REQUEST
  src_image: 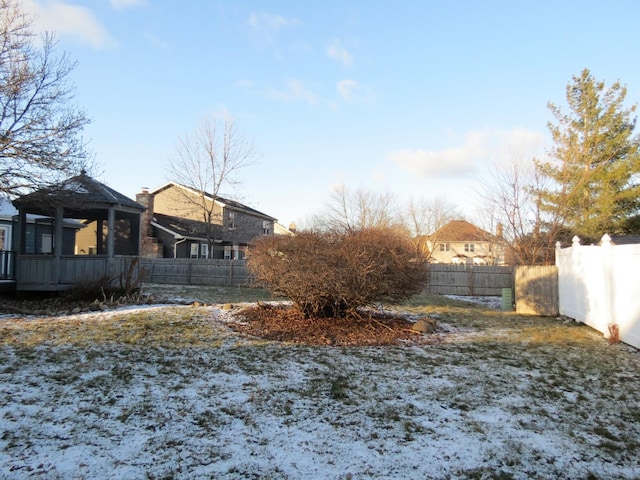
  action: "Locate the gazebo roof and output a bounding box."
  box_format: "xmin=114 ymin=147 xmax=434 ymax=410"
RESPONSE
xmin=13 ymin=171 xmax=144 ymax=217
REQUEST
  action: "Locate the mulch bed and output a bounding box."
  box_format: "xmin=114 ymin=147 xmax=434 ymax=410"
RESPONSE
xmin=227 ymin=303 xmax=432 ymax=346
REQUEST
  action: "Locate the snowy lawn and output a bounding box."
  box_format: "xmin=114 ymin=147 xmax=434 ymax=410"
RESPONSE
xmin=1 ymin=287 xmax=639 ymax=479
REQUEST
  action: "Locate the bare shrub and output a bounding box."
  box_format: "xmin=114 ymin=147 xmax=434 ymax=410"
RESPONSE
xmin=248 ymin=227 xmax=428 ymax=318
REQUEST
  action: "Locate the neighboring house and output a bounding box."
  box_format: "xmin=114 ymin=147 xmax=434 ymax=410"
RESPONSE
xmin=136 ymin=183 xmax=278 ymax=259
xmin=274 ymin=222 xmax=296 ymax=236
xmin=425 ymin=220 xmax=505 ymax=265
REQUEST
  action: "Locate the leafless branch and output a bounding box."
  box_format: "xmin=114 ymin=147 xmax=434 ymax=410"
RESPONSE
xmin=0 ymin=0 xmax=90 ymax=197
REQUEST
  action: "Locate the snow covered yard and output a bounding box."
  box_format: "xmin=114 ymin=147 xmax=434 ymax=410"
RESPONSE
xmin=1 ymin=290 xmax=639 ymax=479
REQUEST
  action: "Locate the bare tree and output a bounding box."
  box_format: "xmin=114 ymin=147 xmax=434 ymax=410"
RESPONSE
xmin=312 ymin=184 xmax=400 ymax=233
xmin=0 ymin=0 xmax=90 ymax=197
xmin=478 ymin=153 xmax=559 ymax=265
xmin=166 ymin=114 xmax=258 ymax=256
xmin=402 ymin=196 xmax=459 ymax=260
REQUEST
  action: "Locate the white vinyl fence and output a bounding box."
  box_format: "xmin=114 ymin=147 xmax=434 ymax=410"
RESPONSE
xmin=556 ymin=235 xmax=640 ymax=349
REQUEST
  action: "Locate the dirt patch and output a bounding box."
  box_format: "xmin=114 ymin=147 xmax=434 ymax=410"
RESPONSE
xmin=227 ymin=303 xmax=438 ymax=346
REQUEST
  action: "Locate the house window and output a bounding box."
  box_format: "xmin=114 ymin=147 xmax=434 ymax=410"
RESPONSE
xmin=0 ymin=226 xmax=8 ymax=250
xmin=228 ymin=212 xmax=236 ymax=229
xmin=0 ymin=225 xmax=10 ymax=279
xmin=464 ymin=243 xmax=475 ymax=253
xmin=190 ymin=243 xmax=199 ymax=258
xmin=263 ymin=220 xmax=271 ymax=235
xmin=200 ymin=243 xmax=208 ymax=259
xmin=439 ymin=243 xmax=450 ymax=252
xmin=224 ymin=245 xmax=240 ymax=260
xmin=41 ymin=234 xmax=53 ymax=254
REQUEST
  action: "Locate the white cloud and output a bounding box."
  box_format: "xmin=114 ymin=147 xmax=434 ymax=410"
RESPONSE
xmin=246 ymin=11 xmax=300 ymax=55
xmin=23 ymin=0 xmax=115 ymax=49
xmin=327 ymin=39 xmax=352 ymax=66
xmin=336 ymin=79 xmax=376 ymax=104
xmin=267 ymin=78 xmax=318 ymax=105
xmin=237 ymin=79 xmax=254 ymax=89
xmin=337 ymin=80 xmax=358 ymax=101
xmin=248 ymin=12 xmax=297 ymax=32
xmin=388 ymin=128 xmax=546 ymax=178
xmin=110 ymin=0 xmax=148 ymax=9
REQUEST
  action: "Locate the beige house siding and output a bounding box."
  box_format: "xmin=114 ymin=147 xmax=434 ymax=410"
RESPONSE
xmin=429 ymin=240 xmax=500 ymax=265
xmin=153 ymin=185 xmax=224 ymax=223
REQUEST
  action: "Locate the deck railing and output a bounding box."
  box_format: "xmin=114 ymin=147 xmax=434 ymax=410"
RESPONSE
xmin=15 ymin=255 xmax=139 ymax=291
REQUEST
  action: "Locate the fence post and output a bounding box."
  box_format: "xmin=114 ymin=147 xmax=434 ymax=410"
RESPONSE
xmin=571 ymin=236 xmax=581 ymax=318
xmin=601 ymin=234 xmax=616 ymax=339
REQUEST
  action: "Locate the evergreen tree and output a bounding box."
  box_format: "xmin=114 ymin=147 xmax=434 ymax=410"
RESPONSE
xmin=538 ymin=69 xmax=640 ymax=242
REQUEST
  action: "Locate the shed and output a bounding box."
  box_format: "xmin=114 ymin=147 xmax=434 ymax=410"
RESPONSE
xmin=12 ymin=171 xmax=145 ymax=292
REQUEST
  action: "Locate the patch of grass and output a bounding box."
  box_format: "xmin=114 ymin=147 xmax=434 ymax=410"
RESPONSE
xmin=0 ymin=307 xmax=237 ymax=349
xmin=402 ymin=419 xmax=426 ymax=441
xmin=593 ymin=425 xmax=619 ymax=441
xmin=142 ymin=284 xmax=277 ymax=304
xmin=330 ymin=375 xmax=350 ymax=401
xmin=193 ymin=409 xmax=226 ymax=431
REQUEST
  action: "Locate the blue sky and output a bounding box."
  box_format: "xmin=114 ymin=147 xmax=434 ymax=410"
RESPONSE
xmin=23 ymin=0 xmax=640 ymax=227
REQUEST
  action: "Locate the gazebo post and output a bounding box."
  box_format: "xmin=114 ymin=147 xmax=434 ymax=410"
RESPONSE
xmin=54 ymin=206 xmax=64 ymax=257
xmin=107 ymin=206 xmax=116 ymax=274
xmin=54 ymin=205 xmax=64 ymax=285
xmin=17 ymin=208 xmax=27 ymax=254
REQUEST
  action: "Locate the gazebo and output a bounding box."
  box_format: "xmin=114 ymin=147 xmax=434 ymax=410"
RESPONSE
xmin=12 ymin=171 xmax=145 ymax=292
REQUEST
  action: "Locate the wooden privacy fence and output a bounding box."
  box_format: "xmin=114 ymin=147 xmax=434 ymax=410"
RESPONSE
xmin=140 ymin=258 xmax=251 ymax=286
xmin=514 ymin=266 xmax=558 ymax=316
xmin=425 ymin=264 xmax=514 ymax=296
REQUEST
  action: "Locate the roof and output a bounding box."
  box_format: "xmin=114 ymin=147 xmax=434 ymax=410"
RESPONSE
xmin=608 ymin=235 xmax=640 ymax=245
xmin=0 ymin=196 xmax=84 ymax=228
xmin=151 ymin=213 xmax=236 ymax=245
xmin=431 ymin=220 xmax=493 ymax=242
xmin=152 ymin=213 xmax=212 ymax=240
xmin=151 ymin=182 xmax=277 ymax=221
xmin=13 ymin=171 xmax=145 ymax=216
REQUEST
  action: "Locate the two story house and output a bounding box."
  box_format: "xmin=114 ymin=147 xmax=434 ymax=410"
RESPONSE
xmin=426 ymin=220 xmax=505 ymax=265
xmin=136 ymin=183 xmax=277 ymax=259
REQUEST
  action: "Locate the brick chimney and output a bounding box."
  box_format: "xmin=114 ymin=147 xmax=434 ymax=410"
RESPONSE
xmin=496 ymin=223 xmax=504 ymax=238
xmin=136 ymin=188 xmax=154 ymax=238
xmin=136 ymin=188 xmax=163 ymax=258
